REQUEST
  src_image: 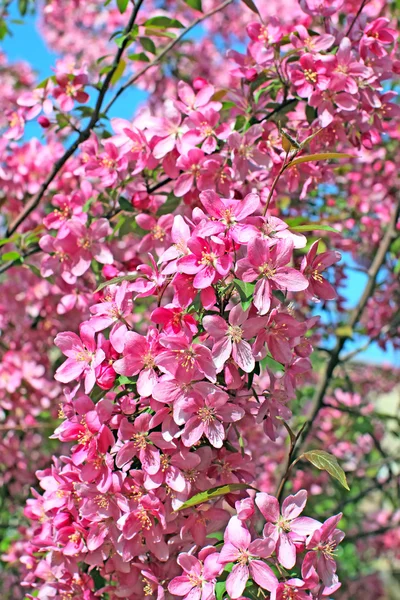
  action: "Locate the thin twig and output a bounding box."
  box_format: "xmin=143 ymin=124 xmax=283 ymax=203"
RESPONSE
xmin=289 ymin=197 xmax=400 ymax=465
xmin=5 ymin=0 xmax=146 ymax=237
xmin=346 ymin=0 xmax=370 ymax=37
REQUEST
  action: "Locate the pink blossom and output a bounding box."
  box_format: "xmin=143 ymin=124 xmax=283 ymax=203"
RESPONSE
xmin=291 ymin=54 xmax=330 ymax=99
xmin=54 ymin=324 xmax=105 ymax=393
xmin=175 ymin=80 xmax=219 ymax=115
xmin=303 ymin=514 xmax=345 ymax=587
xmin=178 ymin=236 xmax=231 ymax=290
xmin=218 ymin=516 xmax=278 ymax=598
xmin=300 ymin=240 xmax=341 ymax=301
xmin=237 ymin=238 xmax=308 ymax=314
xmin=113 ymin=330 xmax=161 ymax=397
xmin=196 ymin=190 xmax=260 ymax=243
xmin=203 ymin=304 xmax=255 ymax=373
xmin=256 ymin=490 xmax=320 ymax=569
xmin=168 ymin=549 xmax=223 ymax=600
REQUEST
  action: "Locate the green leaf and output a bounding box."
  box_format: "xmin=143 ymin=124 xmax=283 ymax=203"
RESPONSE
xmin=183 ymin=0 xmax=203 ymax=10
xmin=288 ymin=153 xmax=351 ymax=167
xmin=262 ymin=355 xmax=285 ymax=373
xmin=233 ymin=279 xmax=254 ymax=310
xmin=157 ymin=194 xmax=180 ymax=216
xmin=119 ymin=197 xmax=135 ymax=212
xmin=144 ymin=16 xmax=184 ymax=28
xmin=94 ymin=273 xmax=138 ymax=292
xmin=140 ymin=36 xmax=157 ymax=54
xmin=240 ymin=0 xmax=260 ymax=15
xmin=175 ymin=483 xmax=255 ymax=511
xmin=18 ymin=0 xmax=28 ymax=16
xmin=2 ymin=251 xmax=21 ymax=262
xmin=215 ymin=582 xmax=226 ymax=600
xmin=128 ymin=52 xmax=150 ymax=62
xmin=290 ymin=223 xmax=340 ymax=234
xmin=111 ymin=59 xmax=126 ymax=85
xmin=118 ymin=375 xmax=134 ymax=385
xmin=117 ymin=0 xmax=129 ymax=13
xmin=303 ymin=450 xmax=350 ymax=490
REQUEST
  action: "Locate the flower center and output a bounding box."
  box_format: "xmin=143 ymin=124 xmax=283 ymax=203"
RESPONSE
xmin=201 ymin=251 xmax=217 ymax=267
xmin=304 ymin=69 xmax=317 ymax=83
xmin=221 ymin=209 xmax=236 ymax=227
xmin=277 ymin=516 xmax=291 ymax=533
xmin=238 ymin=550 xmax=250 ymax=565
xmin=259 ymin=262 xmax=276 ymax=278
xmin=132 ymin=432 xmax=148 ymax=450
xmin=142 ymin=351 xmax=155 ymax=369
xmin=152 ymin=225 xmax=166 ymax=241
xmin=197 ymin=406 xmax=216 ymax=423
xmin=228 ymin=324 xmax=243 ymax=343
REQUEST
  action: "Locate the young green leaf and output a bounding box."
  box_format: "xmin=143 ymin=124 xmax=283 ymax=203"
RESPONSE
xmin=290 ymin=223 xmax=340 ymax=233
xmin=95 ymin=273 xmax=138 ymax=293
xmin=183 ymin=0 xmax=203 ymax=11
xmin=233 ymin=279 xmax=255 ymax=310
xmin=175 ymin=483 xmax=255 ymax=511
xmin=303 ymin=450 xmax=350 ymax=490
xmin=240 ymin=0 xmax=261 ymax=16
xmin=288 ymin=153 xmax=351 ymax=168
xmin=117 ymin=0 xmax=129 ymax=14
xmin=144 ymin=16 xmax=184 ymax=28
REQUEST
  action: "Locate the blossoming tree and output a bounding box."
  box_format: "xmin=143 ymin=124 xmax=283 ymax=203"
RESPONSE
xmin=0 ymin=0 xmax=399 ymax=599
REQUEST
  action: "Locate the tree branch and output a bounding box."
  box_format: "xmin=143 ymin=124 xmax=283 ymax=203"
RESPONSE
xmin=291 ymin=197 xmax=400 ymax=461
xmin=5 ymin=0 xmax=146 ymax=238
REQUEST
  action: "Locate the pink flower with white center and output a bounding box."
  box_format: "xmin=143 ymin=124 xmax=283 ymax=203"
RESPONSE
xmin=145 ymin=445 xmax=200 ymax=493
xmin=53 ymin=73 xmax=89 ymax=112
xmin=151 ymin=305 xmax=198 ymax=337
xmin=85 ymin=141 xmax=127 ymax=187
xmin=115 ymin=414 xmax=160 ymax=474
xmin=180 ymin=382 xmax=244 ymax=448
xmin=89 ymin=281 xmax=132 ymax=352
xmin=203 ymin=304 xmax=255 ymax=373
xmin=229 ymin=125 xmax=270 ymax=179
xmin=196 ymin=190 xmax=259 ymax=244
xmin=249 ymin=214 xmax=307 ymax=249
xmin=256 ymin=490 xmax=320 ymax=569
xmin=136 ymin=213 xmax=173 ymax=255
xmin=290 ymin=25 xmax=334 ymax=53
xmin=330 ymin=38 xmax=371 ymax=95
xmin=108 ymin=118 xmax=150 ymax=170
xmin=251 ymin=310 xmax=308 ymax=365
xmin=271 ymin=579 xmax=310 ymax=600
xmin=175 ymin=148 xmax=206 ymax=197
xmin=168 ymin=548 xmax=223 ymax=600
xmin=156 ymin=335 xmax=216 ymax=383
xmin=129 ymin=254 xmax=167 ymax=299
xmin=197 ymin=155 xmax=234 ymax=196
xmin=39 ymin=232 xmax=82 ymax=284
xmin=17 ymin=85 xmax=53 ymax=120
xmin=43 ymin=192 xmax=87 ymax=231
xmin=302 ymin=513 xmax=345 ymax=588
xmin=175 ymin=80 xmax=219 ymax=115
xmin=159 ymin=215 xmax=191 ymax=275
xmin=178 ymin=236 xmax=231 ymax=290
xmin=299 ymin=0 xmax=343 ymax=17
xmin=113 ymin=330 xmax=161 ymax=397
xmin=218 ymin=516 xmax=278 ymax=599
xmin=360 ymin=18 xmax=397 ymax=59
xmin=4 ymin=108 xmax=25 ymax=140
xmin=236 ymin=238 xmax=309 ymax=315
xmin=54 ymin=323 xmax=105 ymax=393
xmin=67 ymin=218 xmax=113 ymax=273
xmin=247 ymin=20 xmax=283 ymax=65
xmin=182 ymin=108 xmax=231 ymax=154
xmin=300 ymin=240 xmax=341 ymax=301
xmin=151 ymin=101 xmax=186 ymax=159
xmin=291 ymin=54 xmax=330 ymax=99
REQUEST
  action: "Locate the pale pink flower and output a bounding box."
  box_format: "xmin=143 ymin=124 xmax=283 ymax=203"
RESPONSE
xmin=303 ymin=513 xmax=345 ymax=587
xmin=236 ymin=238 xmax=308 ymax=315
xmin=300 ymin=240 xmax=341 ymax=301
xmin=256 ymin=490 xmax=320 ymax=569
xmin=218 ymin=516 xmax=278 ymax=599
xmin=203 ymin=304 xmax=255 ymax=373
xmin=196 ymin=190 xmax=260 ymax=243
xmin=54 ymin=323 xmax=105 ymax=393
xmin=168 ymin=548 xmax=223 ymax=600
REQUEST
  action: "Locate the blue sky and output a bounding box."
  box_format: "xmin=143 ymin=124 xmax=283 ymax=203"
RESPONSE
xmin=3 ymin=10 xmax=399 ymax=365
